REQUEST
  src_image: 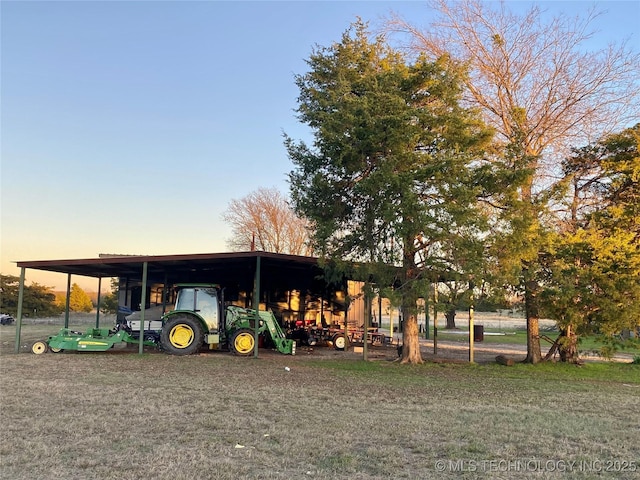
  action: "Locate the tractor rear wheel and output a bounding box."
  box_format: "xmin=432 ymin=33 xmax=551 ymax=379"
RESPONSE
xmin=31 ymin=341 xmax=48 ymax=355
xmin=230 ymin=329 xmax=256 ymax=356
xmin=160 ymin=314 xmax=204 ymax=355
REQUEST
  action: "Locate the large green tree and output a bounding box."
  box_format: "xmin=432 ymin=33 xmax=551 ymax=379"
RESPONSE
xmin=99 ymin=278 xmax=120 ymax=315
xmin=286 ymin=21 xmax=492 ymax=363
xmin=540 ymin=125 xmax=640 ymax=361
xmin=0 ymin=274 xmax=63 ymax=317
xmin=69 ymin=283 xmax=93 ymax=313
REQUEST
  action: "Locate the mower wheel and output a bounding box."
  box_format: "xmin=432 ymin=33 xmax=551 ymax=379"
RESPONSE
xmin=50 ymin=347 xmax=63 ymax=353
xmin=230 ymin=329 xmax=255 ymax=356
xmin=160 ymin=314 xmax=204 ymax=355
xmin=31 ymin=341 xmax=49 ymax=355
xmin=332 ymin=334 xmax=348 ymax=351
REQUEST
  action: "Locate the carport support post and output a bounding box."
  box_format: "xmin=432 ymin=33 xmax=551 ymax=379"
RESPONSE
xmin=363 ymin=284 xmax=370 ymax=361
xmin=343 ymin=279 xmax=349 ymax=351
xmin=139 ymin=262 xmax=148 ymax=355
xmin=424 ymin=289 xmax=430 ymax=340
xmin=469 ymin=306 xmax=475 ymax=363
xmin=14 ymin=268 xmax=26 ymax=353
xmin=162 ymin=274 xmax=169 ymax=314
xmin=433 ymin=284 xmax=438 ymax=355
xmin=468 ymin=288 xmax=475 ymax=364
xmin=253 ymin=255 xmax=261 ymax=359
xmin=424 ymin=283 xmax=431 ymax=340
xmin=377 ymin=293 xmax=382 ymax=332
xmin=95 ymin=278 xmax=102 ymax=328
xmin=64 ymin=274 xmax=72 ymax=328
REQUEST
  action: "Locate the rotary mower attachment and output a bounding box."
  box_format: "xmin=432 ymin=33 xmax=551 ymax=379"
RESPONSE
xmin=31 ymin=327 xmax=156 ymax=354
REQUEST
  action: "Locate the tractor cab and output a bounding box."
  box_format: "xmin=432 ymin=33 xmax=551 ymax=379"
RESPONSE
xmin=172 ymin=284 xmax=220 ymax=332
xmin=159 ymin=284 xmax=222 ymax=355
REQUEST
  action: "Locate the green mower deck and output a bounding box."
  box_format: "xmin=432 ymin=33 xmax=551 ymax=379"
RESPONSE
xmin=31 ymin=327 xmax=156 ymax=354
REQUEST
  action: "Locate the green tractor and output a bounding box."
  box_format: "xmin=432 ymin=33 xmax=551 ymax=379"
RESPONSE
xmin=31 ymin=284 xmax=295 ymax=356
xmin=155 ymin=284 xmax=295 ymax=356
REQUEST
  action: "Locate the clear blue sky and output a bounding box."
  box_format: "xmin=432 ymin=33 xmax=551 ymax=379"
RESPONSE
xmin=1 ymin=1 xmax=638 ymax=290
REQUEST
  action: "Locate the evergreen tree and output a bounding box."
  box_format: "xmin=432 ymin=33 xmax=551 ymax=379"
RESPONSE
xmin=0 ymin=274 xmax=63 ymax=317
xmin=99 ymin=278 xmax=120 ymax=315
xmin=69 ymin=283 xmax=93 ymax=313
xmin=541 ymin=125 xmax=640 ymax=361
xmin=287 ymin=21 xmax=492 ymax=363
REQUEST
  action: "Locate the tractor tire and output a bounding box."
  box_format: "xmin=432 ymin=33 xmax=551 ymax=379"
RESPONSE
xmin=332 ymin=334 xmax=348 ymax=351
xmin=160 ymin=314 xmax=204 ymax=356
xmin=230 ymin=329 xmax=256 ymax=356
xmin=31 ymin=341 xmax=48 ymax=355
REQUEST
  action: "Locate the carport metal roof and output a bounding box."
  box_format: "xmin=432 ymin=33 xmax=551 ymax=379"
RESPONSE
xmin=16 ymin=251 xmax=323 ymax=284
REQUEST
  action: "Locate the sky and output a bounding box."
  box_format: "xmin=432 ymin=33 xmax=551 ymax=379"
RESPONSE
xmin=1 ymin=0 xmax=638 ymax=291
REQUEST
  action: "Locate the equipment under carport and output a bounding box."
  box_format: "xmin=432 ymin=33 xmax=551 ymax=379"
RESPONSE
xmin=31 ymin=284 xmax=295 ymax=357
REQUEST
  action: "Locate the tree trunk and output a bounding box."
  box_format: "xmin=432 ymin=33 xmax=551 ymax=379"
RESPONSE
xmin=399 ymin=244 xmax=423 ymax=364
xmin=445 ymin=306 xmax=457 ymax=329
xmin=544 ymin=335 xmax=560 ymax=361
xmin=523 ymin=272 xmax=542 ymax=364
xmin=524 ymin=314 xmax=542 ymax=363
xmin=400 ymin=310 xmax=423 ymax=364
xmin=559 ymin=326 xmax=579 ymax=363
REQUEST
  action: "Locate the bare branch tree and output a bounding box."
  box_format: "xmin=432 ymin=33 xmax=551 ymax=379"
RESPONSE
xmin=388 ymin=0 xmax=639 ymax=164
xmin=222 ymin=187 xmax=314 ymax=256
xmin=386 ymin=0 xmax=639 ymax=363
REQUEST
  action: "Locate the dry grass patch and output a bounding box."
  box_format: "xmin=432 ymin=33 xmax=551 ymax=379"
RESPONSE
xmin=1 ymin=343 xmax=639 ymax=479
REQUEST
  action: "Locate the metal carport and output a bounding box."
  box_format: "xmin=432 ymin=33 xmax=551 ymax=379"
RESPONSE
xmin=12 ymin=251 xmax=350 ymax=356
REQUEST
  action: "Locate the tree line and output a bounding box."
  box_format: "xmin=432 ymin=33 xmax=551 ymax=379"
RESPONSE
xmin=226 ymin=2 xmax=639 ymax=364
xmin=0 ymin=274 xmax=118 ymax=317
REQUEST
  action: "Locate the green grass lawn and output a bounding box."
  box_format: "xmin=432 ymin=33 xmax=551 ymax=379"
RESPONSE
xmin=425 ymin=328 xmax=640 ymax=357
xmin=1 ymin=345 xmax=639 ymax=479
